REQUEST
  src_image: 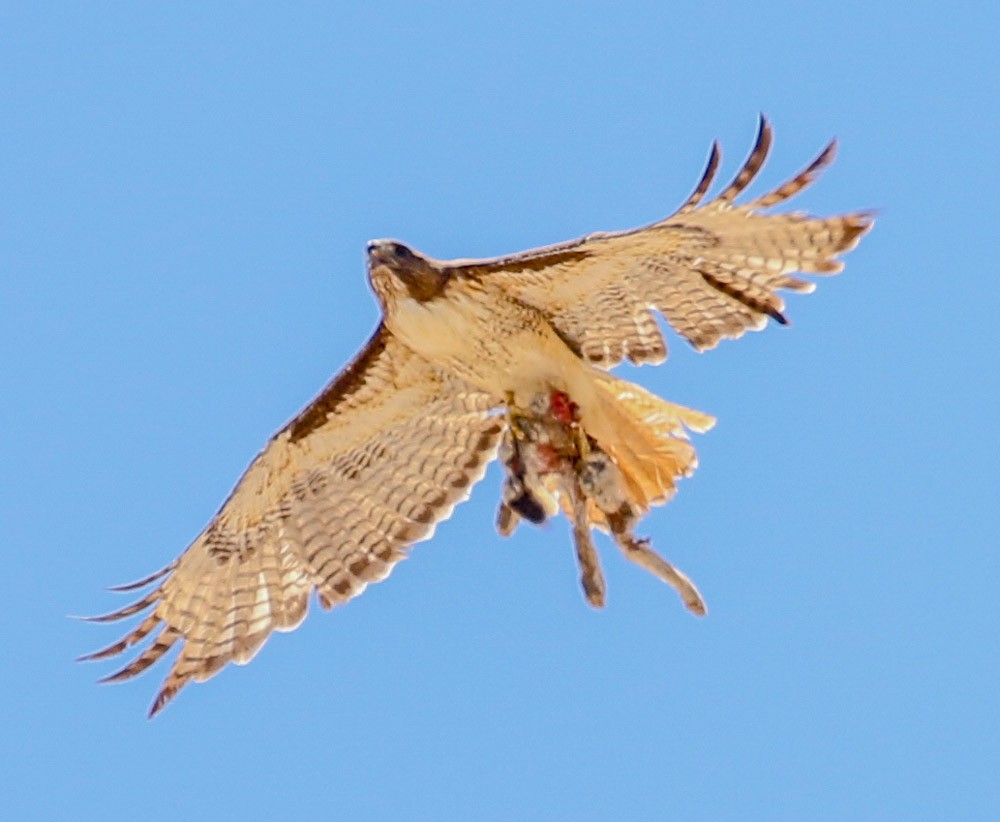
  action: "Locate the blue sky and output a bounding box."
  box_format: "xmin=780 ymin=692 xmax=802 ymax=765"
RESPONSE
xmin=2 ymin=2 xmax=997 ymax=820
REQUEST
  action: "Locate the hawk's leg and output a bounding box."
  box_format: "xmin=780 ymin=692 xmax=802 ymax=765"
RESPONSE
xmin=503 ymin=390 xmax=530 ymax=441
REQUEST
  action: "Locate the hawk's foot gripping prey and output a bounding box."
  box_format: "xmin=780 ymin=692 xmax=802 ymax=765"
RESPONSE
xmin=81 ymin=117 xmax=872 ymax=715
xmin=497 ymin=388 xmax=709 ymax=614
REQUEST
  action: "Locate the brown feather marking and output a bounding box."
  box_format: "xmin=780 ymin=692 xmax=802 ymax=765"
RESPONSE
xmin=284 ymin=323 xmax=388 ymax=444
xmin=750 ymin=139 xmax=838 ymax=209
xmin=454 ymin=248 xmax=590 ymax=276
xmin=80 ymin=587 xmax=163 ymax=623
xmin=676 ymin=140 xmax=721 ymax=214
xmin=77 ymin=612 xmax=160 ymax=662
xmin=700 ymin=268 xmax=788 ymax=325
xmin=99 ymin=626 xmax=180 ymax=684
xmin=148 ymin=671 xmax=186 ymax=718
xmin=717 ymin=115 xmax=773 ymax=203
xmin=107 ymin=562 xmax=177 ymax=592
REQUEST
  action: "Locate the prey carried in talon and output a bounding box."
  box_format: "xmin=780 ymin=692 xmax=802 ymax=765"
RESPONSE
xmin=496 ymin=388 xmax=707 ymax=615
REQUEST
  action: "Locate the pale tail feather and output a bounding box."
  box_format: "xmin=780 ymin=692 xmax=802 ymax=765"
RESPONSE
xmin=580 ymin=375 xmax=715 ymax=511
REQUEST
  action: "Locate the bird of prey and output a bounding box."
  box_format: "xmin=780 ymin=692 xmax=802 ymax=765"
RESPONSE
xmin=81 ymin=117 xmax=872 ymax=716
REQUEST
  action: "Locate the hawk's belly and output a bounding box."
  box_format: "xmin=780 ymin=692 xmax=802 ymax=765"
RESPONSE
xmin=388 ymin=288 xmax=583 ymax=404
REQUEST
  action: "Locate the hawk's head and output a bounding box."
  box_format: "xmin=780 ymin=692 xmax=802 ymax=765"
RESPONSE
xmin=366 ymin=239 xmax=446 ymax=305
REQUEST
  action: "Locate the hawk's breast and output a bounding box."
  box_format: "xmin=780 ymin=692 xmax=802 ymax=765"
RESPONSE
xmin=387 ymin=282 xmax=579 ymax=401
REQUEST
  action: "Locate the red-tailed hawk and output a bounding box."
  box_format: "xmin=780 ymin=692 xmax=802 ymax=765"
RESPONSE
xmin=81 ymin=117 xmax=872 ymax=715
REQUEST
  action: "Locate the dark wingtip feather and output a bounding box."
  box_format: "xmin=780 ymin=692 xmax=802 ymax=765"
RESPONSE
xmin=107 ymin=562 xmax=175 ymax=592
xmin=99 ymin=662 xmax=148 ymax=685
xmin=77 ymin=613 xmax=160 ymax=662
xmin=148 ymin=690 xmax=174 ymax=719
xmin=716 ymin=115 xmax=773 ymax=204
xmin=97 ymin=626 xmax=179 ymax=685
xmin=676 ymin=140 xmax=721 ymax=214
xmin=767 ymin=307 xmax=790 ymax=325
xmin=815 ymin=138 xmax=838 ymax=169
xmin=147 ymin=678 xmax=184 ymax=719
xmin=750 ymin=137 xmax=840 ymax=209
xmin=77 ymin=639 xmax=129 ymax=663
xmin=73 ymin=590 xmax=161 ymax=623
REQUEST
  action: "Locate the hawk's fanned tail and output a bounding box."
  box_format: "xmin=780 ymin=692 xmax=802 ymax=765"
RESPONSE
xmin=581 ymin=374 xmax=715 ymax=512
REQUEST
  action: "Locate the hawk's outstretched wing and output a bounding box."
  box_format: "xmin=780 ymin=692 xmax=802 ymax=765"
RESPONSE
xmin=451 ymin=116 xmax=873 ymax=367
xmin=81 ymin=325 xmax=503 ymax=715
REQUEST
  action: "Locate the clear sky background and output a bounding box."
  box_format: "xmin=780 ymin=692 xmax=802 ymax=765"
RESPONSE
xmin=2 ymin=3 xmax=997 ymax=820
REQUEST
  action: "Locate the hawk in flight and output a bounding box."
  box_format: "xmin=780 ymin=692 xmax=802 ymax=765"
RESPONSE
xmin=81 ymin=117 xmax=872 ymax=715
